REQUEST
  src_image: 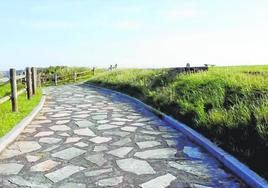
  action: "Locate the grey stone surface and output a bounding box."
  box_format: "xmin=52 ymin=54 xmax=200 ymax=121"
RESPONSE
xmin=58 ymin=182 xmax=86 ymax=188
xmin=116 ymin=158 xmax=155 ymax=175
xmin=85 ymin=153 xmax=107 ymax=166
xmin=89 ymin=136 xmax=112 ymax=144
xmin=34 ymin=131 xmax=54 ymax=137
xmin=0 ymin=163 xmax=24 ymax=175
xmin=134 ymin=148 xmax=177 ymax=159
xmin=30 ymin=160 xmax=59 ymax=172
xmin=140 ymin=173 xmax=176 ymax=188
xmin=96 ymin=176 xmax=123 ymax=187
xmin=52 ymin=147 xmax=86 ymax=160
xmin=111 ymin=137 xmax=132 ymax=146
xmin=39 ymin=137 xmax=61 ymax=144
xmin=50 ymin=125 xmax=70 ymax=131
xmin=93 ymin=145 xmax=108 ymax=152
xmin=45 ymin=165 xmax=85 ymax=183
xmin=84 ymin=168 xmax=113 ymax=177
xmin=75 ymin=120 xmax=95 ymax=127
xmin=107 ymin=147 xmax=133 ymax=158
xmin=98 ymin=124 xmax=119 ymax=130
xmin=136 ymin=141 xmax=161 ymax=149
xmin=74 ymin=128 xmax=96 ymax=137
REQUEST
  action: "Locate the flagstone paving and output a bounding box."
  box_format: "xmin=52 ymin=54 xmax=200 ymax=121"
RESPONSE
xmin=0 ymin=84 xmax=246 ymax=187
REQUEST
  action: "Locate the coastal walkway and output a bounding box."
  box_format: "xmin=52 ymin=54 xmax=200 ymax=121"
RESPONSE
xmin=0 ymin=84 xmax=245 ymax=187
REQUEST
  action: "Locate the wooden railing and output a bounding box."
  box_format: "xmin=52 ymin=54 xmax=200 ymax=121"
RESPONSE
xmin=40 ymin=69 xmax=95 ymax=86
xmin=0 ymin=67 xmax=38 ymax=112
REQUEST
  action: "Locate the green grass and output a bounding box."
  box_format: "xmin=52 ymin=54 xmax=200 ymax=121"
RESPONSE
xmin=0 ymin=82 xmax=24 ymax=98
xmin=88 ymin=65 xmax=268 ymax=179
xmin=0 ymin=89 xmax=42 ymax=137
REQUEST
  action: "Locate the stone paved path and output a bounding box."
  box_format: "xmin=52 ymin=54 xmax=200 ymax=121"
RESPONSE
xmin=0 ymin=84 xmax=246 ymax=187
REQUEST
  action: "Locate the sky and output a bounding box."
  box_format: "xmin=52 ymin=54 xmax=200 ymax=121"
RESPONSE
xmin=0 ymin=0 xmax=268 ymax=71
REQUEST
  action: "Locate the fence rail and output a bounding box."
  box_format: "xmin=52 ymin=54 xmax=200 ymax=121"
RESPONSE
xmin=40 ymin=68 xmax=95 ymax=86
xmin=0 ymin=67 xmax=38 ymax=112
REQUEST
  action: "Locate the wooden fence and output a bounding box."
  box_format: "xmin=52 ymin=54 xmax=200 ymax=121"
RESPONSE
xmin=40 ymin=69 xmax=95 ymax=86
xmin=0 ymin=67 xmax=38 ymax=112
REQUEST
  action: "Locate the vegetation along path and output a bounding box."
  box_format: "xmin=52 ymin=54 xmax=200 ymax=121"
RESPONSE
xmin=0 ymin=84 xmax=246 ymax=187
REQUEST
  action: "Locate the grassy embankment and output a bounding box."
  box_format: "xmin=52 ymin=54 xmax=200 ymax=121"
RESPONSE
xmin=0 ymin=88 xmax=42 ymax=137
xmin=88 ymin=65 xmax=268 ymax=179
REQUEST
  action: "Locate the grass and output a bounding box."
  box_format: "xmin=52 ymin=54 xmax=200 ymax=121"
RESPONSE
xmin=0 ymin=89 xmax=42 ymax=137
xmin=0 ymin=82 xmax=24 ymax=98
xmin=88 ymin=65 xmax=268 ymax=179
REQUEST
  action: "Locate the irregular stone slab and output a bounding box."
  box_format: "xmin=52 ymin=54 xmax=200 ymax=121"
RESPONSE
xmin=98 ymin=120 xmax=109 ymax=124
xmin=92 ymin=114 xmax=107 ymax=120
xmin=131 ymin=122 xmax=146 ymax=127
xmin=121 ymin=126 xmax=137 ymax=132
xmin=45 ymin=165 xmax=85 ymax=183
xmin=85 ymin=168 xmax=113 ymax=177
xmin=168 ymin=161 xmax=210 ymax=178
xmin=140 ymin=173 xmax=176 ymax=188
xmin=74 ymin=128 xmax=96 ymax=137
xmin=56 ymin=120 xmax=70 ymax=124
xmin=59 ymin=133 xmax=70 ymax=137
xmin=74 ymin=142 xmax=88 ymax=148
xmin=59 ymin=183 xmax=86 ymax=188
xmin=8 ymin=176 xmax=51 ymax=187
xmin=166 ymin=140 xmax=177 ymax=147
xmin=93 ymin=145 xmax=108 ymax=152
xmin=134 ymin=148 xmax=177 ymax=159
xmin=0 ymin=141 xmax=41 ymax=159
xmin=111 ymin=121 xmax=125 ymax=126
xmin=31 ymin=160 xmax=59 ymax=172
xmin=116 ymin=158 xmax=155 ymax=175
xmin=111 ymin=138 xmax=132 ymax=146
xmin=136 ymin=141 xmax=161 ymax=149
xmin=65 ymin=137 xmax=82 ymax=143
xmin=39 ymin=137 xmax=61 ymax=144
xmin=34 ymin=131 xmax=54 ymax=137
xmin=183 ymin=146 xmax=204 ymax=159
xmin=31 ymin=120 xmax=52 ymax=124
xmin=85 ymin=153 xmax=107 ymax=166
xmin=0 ymin=163 xmax=24 ymax=175
xmin=96 ymin=176 xmax=123 ymax=187
xmin=52 ymin=147 xmax=86 ymax=160
xmin=140 ymin=130 xmax=161 ymax=135
xmin=75 ymin=120 xmax=95 ymax=127
xmin=90 ymin=136 xmax=112 ymax=144
xmin=113 ymin=118 xmax=132 ymax=122
xmin=103 ymin=130 xmax=130 ymax=137
xmin=190 ymin=183 xmax=213 ymax=188
xmin=50 ymin=125 xmax=70 ymax=131
xmin=98 ymin=124 xmax=119 ymax=130
xmin=23 ymin=128 xmax=36 ymax=133
xmin=26 ymin=155 xmax=41 ymax=162
xmin=51 ymin=113 xmax=70 ymax=118
xmin=44 ymin=145 xmax=60 ymax=152
xmin=107 ymin=147 xmax=133 ymax=158
xmin=135 ymin=135 xmax=157 ymax=141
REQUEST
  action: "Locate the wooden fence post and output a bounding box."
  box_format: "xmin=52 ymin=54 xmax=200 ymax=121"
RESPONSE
xmin=10 ymin=68 xmax=18 ymax=112
xmin=73 ymin=72 xmax=77 ymax=82
xmin=26 ymin=67 xmax=32 ymax=100
xmin=54 ymin=74 xmax=58 ymax=86
xmin=31 ymin=67 xmax=37 ymax=95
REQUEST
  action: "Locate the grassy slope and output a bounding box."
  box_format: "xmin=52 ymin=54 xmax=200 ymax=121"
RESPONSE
xmin=89 ymin=66 xmax=268 ymax=179
xmin=0 ymin=89 xmax=42 ymax=137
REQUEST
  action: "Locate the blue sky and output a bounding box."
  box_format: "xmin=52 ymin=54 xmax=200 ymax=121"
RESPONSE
xmin=0 ymin=0 xmax=268 ymax=71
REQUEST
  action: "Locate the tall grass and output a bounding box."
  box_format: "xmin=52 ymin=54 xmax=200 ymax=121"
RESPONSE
xmin=89 ymin=65 xmax=268 ymax=179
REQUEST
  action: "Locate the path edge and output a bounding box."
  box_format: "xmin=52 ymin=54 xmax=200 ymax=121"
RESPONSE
xmin=0 ymin=95 xmax=46 ymax=154
xmin=85 ymin=83 xmax=268 ymax=188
